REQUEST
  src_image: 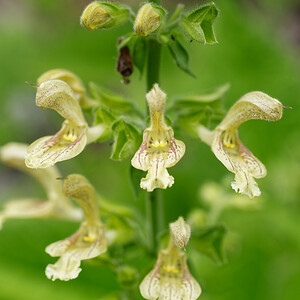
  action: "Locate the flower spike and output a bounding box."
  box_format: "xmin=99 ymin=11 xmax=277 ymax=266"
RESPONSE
xmin=140 ymin=217 xmax=201 ymax=300
xmin=45 ymin=174 xmax=107 ymax=281
xmin=25 ymin=79 xmax=105 ymax=169
xmin=131 ymin=84 xmax=185 ymax=192
xmin=198 ymin=91 xmax=283 ymax=198
xmin=0 ymin=143 xmax=82 ymax=229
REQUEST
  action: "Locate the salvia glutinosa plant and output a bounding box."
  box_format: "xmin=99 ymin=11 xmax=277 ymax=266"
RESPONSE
xmin=0 ymin=1 xmax=287 ymax=299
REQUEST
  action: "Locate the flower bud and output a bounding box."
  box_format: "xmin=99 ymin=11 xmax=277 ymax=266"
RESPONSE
xmin=170 ymin=217 xmax=191 ymax=249
xmin=81 ymin=1 xmax=130 ymax=31
xmin=134 ymin=3 xmax=165 ymax=36
xmin=116 ymin=266 xmax=139 ymax=289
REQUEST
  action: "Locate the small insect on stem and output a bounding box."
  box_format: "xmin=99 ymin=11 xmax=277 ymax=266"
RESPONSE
xmin=116 ymin=37 xmax=134 ymax=84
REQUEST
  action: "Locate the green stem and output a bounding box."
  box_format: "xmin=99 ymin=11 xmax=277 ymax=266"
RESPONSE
xmin=146 ymin=38 xmax=162 ymax=91
xmin=146 ymin=37 xmax=164 ymax=255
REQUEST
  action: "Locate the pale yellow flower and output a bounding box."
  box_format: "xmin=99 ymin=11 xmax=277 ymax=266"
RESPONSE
xmin=45 ymin=174 xmax=107 ymax=281
xmin=25 ymin=79 xmax=105 ymax=169
xmin=131 ymin=84 xmax=185 ymax=192
xmin=37 ymin=69 xmax=97 ymax=109
xmin=0 ymin=143 xmax=82 ymax=229
xmin=140 ymin=217 xmax=201 ymax=300
xmin=198 ymin=91 xmax=283 ymax=198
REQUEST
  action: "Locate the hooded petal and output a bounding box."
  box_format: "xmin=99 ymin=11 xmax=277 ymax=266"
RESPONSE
xmin=212 ymin=130 xmax=266 ymax=198
xmin=38 ymin=69 xmax=86 ymax=94
xmin=220 ymin=91 xmax=283 ymax=130
xmin=37 ymin=69 xmax=97 ymax=109
xmin=63 ymin=174 xmax=100 ymax=225
xmin=181 ymin=261 xmax=201 ymax=300
xmin=25 ymin=122 xmax=87 ymax=168
xmin=45 ymin=223 xmax=106 ymax=281
xmin=36 ymin=79 xmax=86 ymax=126
xmin=139 ymin=260 xmax=161 ymax=300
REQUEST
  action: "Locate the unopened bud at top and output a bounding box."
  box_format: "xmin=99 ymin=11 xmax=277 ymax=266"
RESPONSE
xmin=146 ymin=83 xmax=166 ymax=114
xmin=134 ymin=3 xmax=165 ymax=36
xmin=170 ymin=217 xmax=191 ymax=249
xmin=81 ymin=1 xmax=130 ymax=31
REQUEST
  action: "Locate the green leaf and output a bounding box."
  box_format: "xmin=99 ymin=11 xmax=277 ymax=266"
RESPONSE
xmin=89 ymin=82 xmax=134 ymax=113
xmin=110 ymin=118 xmax=142 ymax=161
xmin=169 ymin=84 xmax=229 ymax=135
xmin=93 ymin=105 xmax=116 ymax=141
xmin=177 ymin=108 xmax=215 ymax=137
xmin=181 ymin=2 xmax=219 ymax=44
xmin=171 ymin=83 xmax=229 ymax=108
xmin=167 ymin=37 xmax=195 ymax=77
xmin=133 ymin=37 xmax=146 ymax=75
xmin=118 ymin=33 xmax=138 ymax=50
xmin=190 ymin=224 xmax=227 ymax=264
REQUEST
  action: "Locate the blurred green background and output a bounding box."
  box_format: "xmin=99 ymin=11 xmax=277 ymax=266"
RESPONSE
xmin=0 ymin=0 xmax=300 ymax=299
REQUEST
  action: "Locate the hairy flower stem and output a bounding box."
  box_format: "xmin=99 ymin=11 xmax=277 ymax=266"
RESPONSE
xmin=146 ymin=36 xmax=164 ymax=255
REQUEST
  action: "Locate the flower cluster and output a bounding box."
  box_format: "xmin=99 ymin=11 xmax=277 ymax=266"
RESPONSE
xmin=0 ymin=1 xmax=288 ymax=299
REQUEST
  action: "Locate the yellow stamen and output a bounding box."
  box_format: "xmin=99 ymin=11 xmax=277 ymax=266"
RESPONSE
xmin=222 ymin=130 xmax=236 ymax=149
xmin=163 ymin=265 xmax=180 ymax=274
xmin=83 ymin=235 xmax=97 ymax=242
